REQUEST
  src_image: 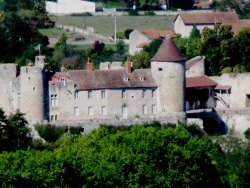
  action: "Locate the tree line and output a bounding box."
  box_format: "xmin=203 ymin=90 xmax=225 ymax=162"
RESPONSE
xmin=1 ymin=107 xmax=250 ymax=187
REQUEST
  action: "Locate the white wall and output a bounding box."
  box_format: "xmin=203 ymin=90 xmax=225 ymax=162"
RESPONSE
xmin=46 ymin=0 xmax=95 ymax=14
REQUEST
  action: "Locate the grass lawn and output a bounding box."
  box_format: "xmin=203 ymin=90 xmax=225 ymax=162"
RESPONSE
xmin=51 ymin=15 xmax=176 ymax=37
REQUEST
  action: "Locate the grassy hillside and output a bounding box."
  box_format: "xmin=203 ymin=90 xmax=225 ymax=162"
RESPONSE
xmin=51 ymin=15 xmax=176 ymax=37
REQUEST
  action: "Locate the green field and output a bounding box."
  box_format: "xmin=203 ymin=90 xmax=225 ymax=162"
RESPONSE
xmin=50 ymin=15 xmax=176 ymax=37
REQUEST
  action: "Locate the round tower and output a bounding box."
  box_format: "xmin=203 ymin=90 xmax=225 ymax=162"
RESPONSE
xmin=151 ymin=36 xmax=186 ymax=123
xmin=20 ymin=56 xmax=46 ymax=124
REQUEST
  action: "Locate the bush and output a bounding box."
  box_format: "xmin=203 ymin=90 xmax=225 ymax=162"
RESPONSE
xmin=35 ymin=124 xmax=67 ymax=142
xmin=128 ymin=10 xmax=139 ymax=16
xmin=244 ymin=128 xmax=250 ymax=140
xmin=144 ymin=10 xmax=155 ymax=16
xmin=70 ymin=12 xmax=92 ymax=16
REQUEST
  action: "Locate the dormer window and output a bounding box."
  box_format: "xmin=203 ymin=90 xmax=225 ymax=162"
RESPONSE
xmin=123 ymin=77 xmax=129 ymax=82
xmin=139 ymin=76 xmax=145 ymax=81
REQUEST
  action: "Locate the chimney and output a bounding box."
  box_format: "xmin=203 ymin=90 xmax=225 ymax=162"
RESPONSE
xmin=61 ymin=64 xmax=66 ymax=72
xmin=86 ymin=57 xmax=94 ymax=71
xmin=124 ymin=57 xmax=132 ymax=73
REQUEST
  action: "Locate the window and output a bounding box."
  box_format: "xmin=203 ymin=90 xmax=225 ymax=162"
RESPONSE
xmin=88 ymin=90 xmax=93 ymax=99
xmin=122 ymin=90 xmax=126 ymax=99
xmin=55 ymin=115 xmax=58 ymax=120
xmin=33 ymin=87 xmax=36 ymax=91
xmin=142 ymin=90 xmax=146 ymax=98
xmin=122 ymin=106 xmax=127 ymax=118
xmin=152 ymin=104 xmax=157 ymax=115
xmin=158 ymin=68 xmax=163 ymax=71
xmin=152 ymin=89 xmax=156 ymax=98
xmin=139 ymin=76 xmax=145 ymax=81
xmin=74 ymin=91 xmax=79 ymax=99
xmin=51 ymin=115 xmax=54 ymax=121
xmin=74 ymin=107 xmax=80 ymax=116
xmin=101 ymin=106 xmax=107 ymax=115
xmin=123 ymin=77 xmax=129 ymax=81
xmin=143 ymin=105 xmax=147 ymax=115
xmin=101 ymin=90 xmax=106 ymax=99
xmin=88 ymin=106 xmax=93 ymax=115
xmin=51 ymin=94 xmax=58 ymax=107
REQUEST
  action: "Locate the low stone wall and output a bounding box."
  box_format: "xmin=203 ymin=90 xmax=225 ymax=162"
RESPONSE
xmin=55 ymin=23 xmax=110 ymax=41
xmin=50 ymin=115 xmax=186 ymax=134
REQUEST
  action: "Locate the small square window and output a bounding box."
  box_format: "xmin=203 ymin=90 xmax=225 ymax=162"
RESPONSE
xmin=74 ymin=107 xmax=80 ymax=116
xmin=142 ymin=90 xmax=146 ymax=98
xmin=158 ymin=68 xmax=163 ymax=71
xmin=88 ymin=90 xmax=93 ymax=99
xmin=88 ymin=106 xmax=93 ymax=116
xmin=101 ymin=90 xmax=106 ymax=99
xmin=122 ymin=90 xmax=126 ymax=99
xmin=143 ymin=105 xmax=147 ymax=115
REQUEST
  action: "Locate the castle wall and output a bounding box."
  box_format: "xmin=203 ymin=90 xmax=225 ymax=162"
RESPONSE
xmin=49 ymin=80 xmax=158 ymax=121
xmin=210 ymin=73 xmax=250 ymax=109
xmin=0 ymin=64 xmax=18 ymax=115
xmin=186 ymin=58 xmax=205 ymax=77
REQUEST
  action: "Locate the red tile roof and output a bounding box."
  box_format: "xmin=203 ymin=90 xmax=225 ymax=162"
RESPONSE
xmin=53 ymin=69 xmax=158 ymax=90
xmin=151 ymin=37 xmax=185 ymax=62
xmin=140 ymin=29 xmax=176 ymax=39
xmin=175 ymin=12 xmax=240 ymax=25
xmin=186 ymin=76 xmax=217 ymax=88
xmin=186 ymin=56 xmax=204 ymax=70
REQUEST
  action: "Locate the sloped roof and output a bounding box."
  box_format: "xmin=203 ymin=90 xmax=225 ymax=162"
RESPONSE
xmin=186 ymin=56 xmax=204 ymax=70
xmin=151 ymin=37 xmax=185 ymax=62
xmin=224 ymin=20 xmax=250 ymax=35
xmin=140 ymin=29 xmax=176 ymax=39
xmin=55 ymin=69 xmax=158 ymax=90
xmin=186 ymin=76 xmax=217 ymax=88
xmin=175 ymin=12 xmax=240 ymax=25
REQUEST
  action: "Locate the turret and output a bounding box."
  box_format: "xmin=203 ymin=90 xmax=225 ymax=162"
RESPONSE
xmin=19 ymin=56 xmax=46 ymax=124
xmin=151 ymin=36 xmax=186 ymax=123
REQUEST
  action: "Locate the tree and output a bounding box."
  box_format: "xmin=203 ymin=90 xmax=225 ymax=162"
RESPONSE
xmin=143 ymin=38 xmax=163 ymax=59
xmin=0 ymin=124 xmax=228 ymax=187
xmin=234 ymin=28 xmax=250 ymax=71
xmin=201 ymin=25 xmax=235 ymax=75
xmin=132 ymin=51 xmax=150 ymax=68
xmin=190 ymin=24 xmax=201 ymax=38
xmin=0 ymin=109 xmax=32 ymax=152
xmin=210 ymin=0 xmax=250 ymax=19
xmin=169 ymin=0 xmax=194 ymax=9
xmin=116 ymin=40 xmax=126 ymax=55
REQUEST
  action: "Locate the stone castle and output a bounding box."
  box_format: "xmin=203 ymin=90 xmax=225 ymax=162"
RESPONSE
xmin=1 ymin=37 xmax=250 ymax=134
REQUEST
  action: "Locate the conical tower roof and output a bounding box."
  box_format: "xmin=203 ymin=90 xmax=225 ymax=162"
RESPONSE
xmin=151 ymin=36 xmax=185 ymax=62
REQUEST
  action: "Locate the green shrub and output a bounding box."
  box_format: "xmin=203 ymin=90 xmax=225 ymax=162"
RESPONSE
xmin=128 ymin=10 xmax=139 ymax=16
xmin=244 ymin=128 xmax=250 ymax=140
xmin=35 ymin=124 xmax=67 ymax=142
xmin=144 ymin=10 xmax=155 ymax=16
xmin=221 ymin=66 xmax=232 ymax=73
xmin=70 ymin=12 xmax=92 ymax=16
xmin=116 ymin=31 xmax=125 ymax=39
